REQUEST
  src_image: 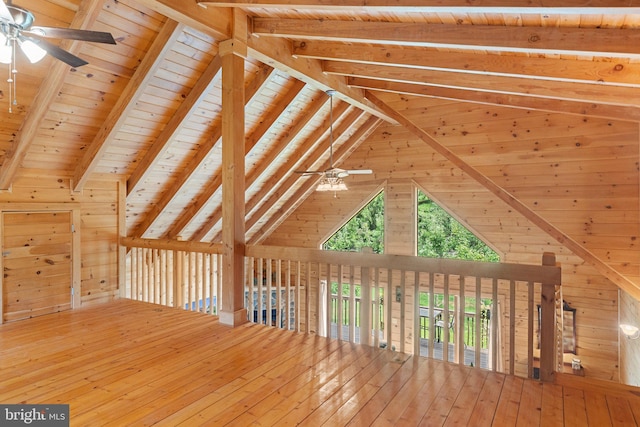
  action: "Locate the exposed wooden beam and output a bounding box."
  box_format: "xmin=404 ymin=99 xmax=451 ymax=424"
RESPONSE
xmin=243 ymin=105 xmax=364 ymax=240
xmin=365 ymin=90 xmax=640 ymax=301
xmin=126 ymin=54 xmax=223 ymax=196
xmin=133 ymin=0 xmax=231 ymax=40
xmin=207 ymin=99 xmax=351 ymax=241
xmin=246 ymin=31 xmax=395 ymax=124
xmin=73 ymin=20 xmax=182 ymax=192
xmin=130 ymin=64 xmax=275 ymax=239
xmin=253 ymin=18 xmax=640 ymax=57
xmin=166 ymin=80 xmax=305 ymax=241
xmin=250 ymin=115 xmax=382 ymax=244
xmin=293 ymin=41 xmax=640 ymax=87
xmin=219 ymin=38 xmax=248 ymax=326
xmin=325 ymin=62 xmax=640 ymax=107
xmin=198 ymin=0 xmax=640 ymax=12
xmin=348 ymin=77 xmax=640 ymax=122
xmin=0 ymin=0 xmax=107 ymax=190
xmin=191 ymin=90 xmax=328 ymax=240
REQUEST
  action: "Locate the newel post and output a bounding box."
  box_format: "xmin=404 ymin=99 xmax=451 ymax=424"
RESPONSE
xmin=539 ymin=252 xmax=558 ymax=382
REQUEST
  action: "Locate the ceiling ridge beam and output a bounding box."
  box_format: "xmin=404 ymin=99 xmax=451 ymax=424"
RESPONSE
xmin=253 ymin=18 xmax=640 ymax=57
xmin=324 ymin=61 xmax=640 ymax=108
xmin=249 ymin=115 xmax=382 ymax=244
xmin=350 ymin=78 xmax=640 ymax=122
xmin=129 ymin=63 xmax=275 ymax=239
xmin=293 ymin=41 xmax=640 ymax=88
xmin=126 ymin=53 xmax=223 ymax=196
xmin=0 ymin=0 xmax=109 ymax=191
xmin=171 ymin=77 xmax=307 ymax=241
xmin=71 ymin=19 xmax=183 ymax=192
xmin=365 ymin=90 xmax=640 ymax=300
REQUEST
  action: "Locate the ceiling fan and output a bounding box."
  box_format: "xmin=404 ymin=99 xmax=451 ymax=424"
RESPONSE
xmin=296 ymin=90 xmax=373 ymax=192
xmin=0 ymin=0 xmax=116 ymax=68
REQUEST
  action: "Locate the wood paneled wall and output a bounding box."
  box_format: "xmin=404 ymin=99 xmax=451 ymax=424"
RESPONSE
xmin=267 ymin=95 xmax=638 ymax=382
xmin=0 ymin=170 xmax=122 ymax=317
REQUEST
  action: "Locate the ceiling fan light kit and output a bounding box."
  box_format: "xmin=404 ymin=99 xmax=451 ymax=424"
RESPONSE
xmin=295 ymin=90 xmax=373 ymax=195
xmin=0 ymin=0 xmax=116 ymax=112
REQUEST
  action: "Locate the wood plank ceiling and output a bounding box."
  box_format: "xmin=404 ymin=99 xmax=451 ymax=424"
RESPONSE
xmin=0 ymin=1 xmax=638 ymax=296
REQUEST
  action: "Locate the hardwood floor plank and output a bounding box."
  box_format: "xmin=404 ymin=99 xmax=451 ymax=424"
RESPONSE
xmin=347 ymin=355 xmax=430 ymax=426
xmin=442 ymin=368 xmax=489 ymax=426
xmin=584 ymin=391 xmax=613 ymax=427
xmin=167 ymin=336 xmax=345 ymax=426
xmin=492 ymin=375 xmax=525 ymax=427
xmin=561 ymin=386 xmax=588 ymax=427
xmin=320 ymin=352 xmax=411 ymax=426
xmin=516 ymin=379 xmax=543 ymax=427
xmin=369 ymin=357 xmax=441 ymax=426
xmin=467 ymin=371 xmax=506 ymax=427
xmin=606 ymin=395 xmax=638 ymax=426
xmin=540 ymin=382 xmax=564 ymax=426
xmin=281 ymin=349 xmax=402 ymax=426
xmin=394 ymin=360 xmax=456 ymax=426
xmin=418 ymin=364 xmax=471 ymax=426
xmin=0 ymin=300 xmax=638 ymax=427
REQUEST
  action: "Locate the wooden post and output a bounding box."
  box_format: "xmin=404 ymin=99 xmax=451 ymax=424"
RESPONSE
xmin=539 ymin=252 xmax=558 ymax=382
xmin=218 ymin=37 xmax=248 ymax=326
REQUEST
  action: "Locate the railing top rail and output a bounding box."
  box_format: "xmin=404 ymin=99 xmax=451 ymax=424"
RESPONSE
xmin=121 ymin=236 xmax=224 ymax=254
xmin=247 ymin=244 xmax=561 ymax=284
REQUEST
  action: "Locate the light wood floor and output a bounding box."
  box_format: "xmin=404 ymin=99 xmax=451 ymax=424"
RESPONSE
xmin=1 ymin=300 xmax=639 ymax=426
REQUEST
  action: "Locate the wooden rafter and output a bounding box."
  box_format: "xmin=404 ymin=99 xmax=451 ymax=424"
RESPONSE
xmin=324 ymin=62 xmax=640 ymax=107
xmin=253 ymin=18 xmax=640 ymax=57
xmin=292 ymin=41 xmax=640 ymax=87
xmin=72 ymin=20 xmax=183 ymax=193
xmin=347 ymin=77 xmax=640 ymax=122
xmin=243 ymin=105 xmax=364 ymax=240
xmin=0 ymin=0 xmax=108 ymax=191
xmin=130 ymin=64 xmax=275 ymax=239
xmin=365 ymin=90 xmax=640 ymax=301
xmin=190 ymin=87 xmax=326 ymax=241
xmin=249 ymin=114 xmax=382 ymax=244
xmin=172 ymin=77 xmax=307 ymax=240
xmin=205 ymin=99 xmax=351 ymax=241
xmin=126 ymin=53 xmax=223 ymax=196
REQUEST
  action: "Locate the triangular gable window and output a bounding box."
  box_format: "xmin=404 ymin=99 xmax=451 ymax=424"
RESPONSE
xmin=417 ymin=189 xmax=499 ymax=262
xmin=322 ymin=191 xmax=384 ymax=253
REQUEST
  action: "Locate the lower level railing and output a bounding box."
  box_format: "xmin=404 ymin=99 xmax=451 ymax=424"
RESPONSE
xmin=121 ymin=238 xmax=562 ymax=381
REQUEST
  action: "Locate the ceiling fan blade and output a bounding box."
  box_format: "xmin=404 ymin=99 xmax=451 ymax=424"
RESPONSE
xmin=28 ymin=26 xmax=116 ymax=44
xmin=295 ymin=170 xmax=323 ymax=176
xmin=345 ymin=169 xmax=373 ymax=175
xmin=0 ymin=0 xmax=14 ymax=23
xmin=21 ymin=36 xmax=88 ymax=67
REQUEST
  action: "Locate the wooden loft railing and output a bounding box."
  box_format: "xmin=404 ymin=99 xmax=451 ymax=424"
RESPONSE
xmin=120 ymin=237 xmax=562 ymax=381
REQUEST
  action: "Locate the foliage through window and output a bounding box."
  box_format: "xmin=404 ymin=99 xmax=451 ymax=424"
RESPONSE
xmin=417 ymin=190 xmax=499 ymax=262
xmin=322 ymin=191 xmax=384 ymax=253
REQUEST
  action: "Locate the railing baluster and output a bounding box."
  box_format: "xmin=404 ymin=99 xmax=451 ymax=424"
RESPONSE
xmin=509 ymin=280 xmax=516 ymax=375
xmin=475 ymin=277 xmax=482 ymax=368
xmin=349 ymin=265 xmax=356 ymax=343
xmin=443 ymin=274 xmax=450 ymax=363
xmin=428 ymin=273 xmax=435 ymax=359
xmin=413 ymin=271 xmax=420 ymax=356
xmin=399 ymin=270 xmax=405 ymax=353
